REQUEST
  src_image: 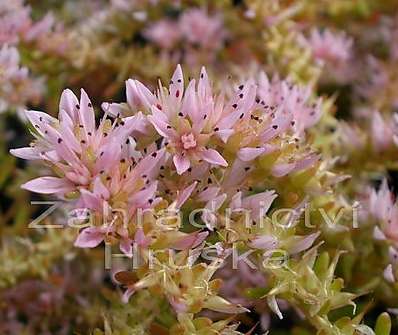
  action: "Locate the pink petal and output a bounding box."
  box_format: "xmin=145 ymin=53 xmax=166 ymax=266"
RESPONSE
xmin=242 ymin=191 xmax=278 ymax=218
xmin=25 ymin=110 xmax=57 ymax=136
xmin=148 ymin=112 xmax=176 ymax=139
xmin=172 ymin=231 xmax=209 ymax=250
xmin=271 ymin=162 xmax=296 ymax=177
xmin=112 ymin=113 xmax=147 ymax=140
xmin=168 ymin=296 xmax=188 ymax=313
xmin=59 ymin=120 xmax=81 ymax=154
xmin=80 ymin=189 xmax=102 ymax=211
xmin=250 ymin=235 xmax=279 ymax=250
xmin=134 ymin=228 xmax=151 ymax=248
xmin=215 ymin=129 xmax=234 ymax=143
xmin=176 ymin=182 xmax=197 ymax=208
xmin=93 ymin=177 xmax=110 ymax=200
xmin=197 ymin=186 xmax=220 ymax=202
xmin=237 ymin=147 xmax=266 ymax=161
xmin=122 ymin=287 xmax=136 ymax=303
xmin=94 ymin=139 xmax=121 ymax=173
xmin=128 ymin=149 xmax=165 ymax=183
xmin=169 ymin=64 xmax=184 ymax=101
xmin=230 ymin=192 xmax=242 ymax=209
xmin=120 ymin=238 xmax=133 ymax=258
xmin=293 ymin=154 xmax=319 ymax=172
xmin=126 ymin=79 xmax=157 ymax=110
xmin=198 ymin=66 xmax=211 ymax=100
xmin=78 ymin=89 xmax=95 ymax=134
xmin=223 ymin=159 xmax=249 ymax=188
xmin=260 ymin=113 xmax=293 ymax=142
xmin=173 ymin=154 xmax=191 ymax=175
xmin=384 ymin=264 xmax=395 ymax=283
xmin=200 ymin=149 xmax=228 ymax=167
xmin=181 ymin=79 xmax=199 ymax=122
xmin=288 ymin=232 xmax=320 ymax=254
xmin=101 ymin=102 xmax=124 ymax=117
xmin=59 ymin=89 xmax=79 ymax=121
xmin=59 ymin=109 xmax=74 ymax=130
xmin=130 ymin=181 xmax=158 ymax=207
xmin=10 ymin=147 xmax=40 ymax=160
xmin=373 ymin=226 xmax=386 ymax=240
xmin=21 ymin=177 xmax=73 ymax=194
xmin=74 ymin=227 xmax=105 ymax=248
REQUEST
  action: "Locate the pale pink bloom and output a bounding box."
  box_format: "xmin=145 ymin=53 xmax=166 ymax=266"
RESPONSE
xmin=0 ymin=1 xmax=54 ymax=46
xmin=356 ymin=56 xmax=389 ymax=101
xmin=368 ymin=180 xmax=398 ymax=243
xmin=0 ymin=44 xmax=43 ymax=112
xmin=127 ymin=64 xmax=256 ymax=174
xmin=371 ymin=111 xmax=396 ymax=151
xmin=179 ymin=9 xmax=226 ymax=50
xmin=144 ymin=19 xmax=181 ymax=49
xmin=384 ymin=247 xmax=398 ymax=283
xmin=23 ymin=12 xmax=54 ymax=42
xmin=11 ymin=87 xmax=163 ymax=257
xmin=255 ymin=71 xmax=323 ymax=135
xmin=302 ymin=29 xmax=353 ymax=66
xmin=339 ymin=122 xmax=366 ymax=151
xmin=0 ymin=1 xmax=31 ymax=45
xmin=11 ymin=88 xmax=146 ymax=195
xmin=230 ymin=72 xmax=320 ymax=174
xmin=73 ymin=150 xmax=164 ymax=256
xmin=75 ymin=173 xmax=206 ymax=256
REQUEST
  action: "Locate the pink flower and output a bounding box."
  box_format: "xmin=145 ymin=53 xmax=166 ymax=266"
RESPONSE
xmin=302 ymin=29 xmax=353 ymax=66
xmin=144 ymin=19 xmax=181 ymax=49
xmin=0 ymin=45 xmax=43 ymax=112
xmin=368 ymin=180 xmax=398 ymax=243
xmin=179 ymin=9 xmax=226 ymax=50
xmin=126 ymin=64 xmax=256 ymax=174
xmin=226 ymin=72 xmax=320 ymax=175
xmin=0 ymin=1 xmax=31 ymax=45
xmin=371 ymin=111 xmax=396 ymax=152
xmin=339 ymin=122 xmax=366 ymax=151
xmin=11 ymin=88 xmax=146 ymax=195
xmin=255 ymin=71 xmax=323 ymax=135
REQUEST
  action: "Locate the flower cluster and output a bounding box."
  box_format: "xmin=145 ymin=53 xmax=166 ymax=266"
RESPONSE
xmin=0 ymin=45 xmax=43 ymax=113
xmin=11 ymin=65 xmax=326 ymax=331
xmin=5 ymin=0 xmax=398 ymax=334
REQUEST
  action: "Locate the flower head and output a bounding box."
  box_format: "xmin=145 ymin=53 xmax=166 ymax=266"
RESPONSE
xmin=302 ymin=28 xmax=353 ymax=66
xmin=179 ymin=9 xmax=226 ymax=50
xmin=368 ymin=180 xmax=398 ymax=243
xmin=0 ymin=45 xmax=43 ymax=112
xmin=127 ymin=65 xmax=256 ymax=174
xmin=144 ymin=19 xmax=181 ymax=49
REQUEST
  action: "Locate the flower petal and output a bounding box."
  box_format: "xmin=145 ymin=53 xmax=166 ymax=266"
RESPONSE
xmin=59 ymin=88 xmax=79 ymax=121
xmin=78 ymin=88 xmax=95 ymax=134
xmin=21 ymin=176 xmax=73 ymax=194
xmin=175 ymin=181 xmax=197 ymax=208
xmin=74 ymin=227 xmax=105 ymax=248
xmin=173 ymin=154 xmax=191 ymax=175
xmin=10 ymin=147 xmax=40 ymax=160
xmin=200 ymin=149 xmax=228 ymax=167
xmin=126 ymin=79 xmax=157 ymax=110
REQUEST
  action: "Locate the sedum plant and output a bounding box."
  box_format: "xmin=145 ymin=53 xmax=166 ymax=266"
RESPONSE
xmin=3 ymin=1 xmax=398 ymax=334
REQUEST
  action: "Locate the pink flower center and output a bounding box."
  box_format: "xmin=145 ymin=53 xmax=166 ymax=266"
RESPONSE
xmin=181 ymin=132 xmax=197 ymax=150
